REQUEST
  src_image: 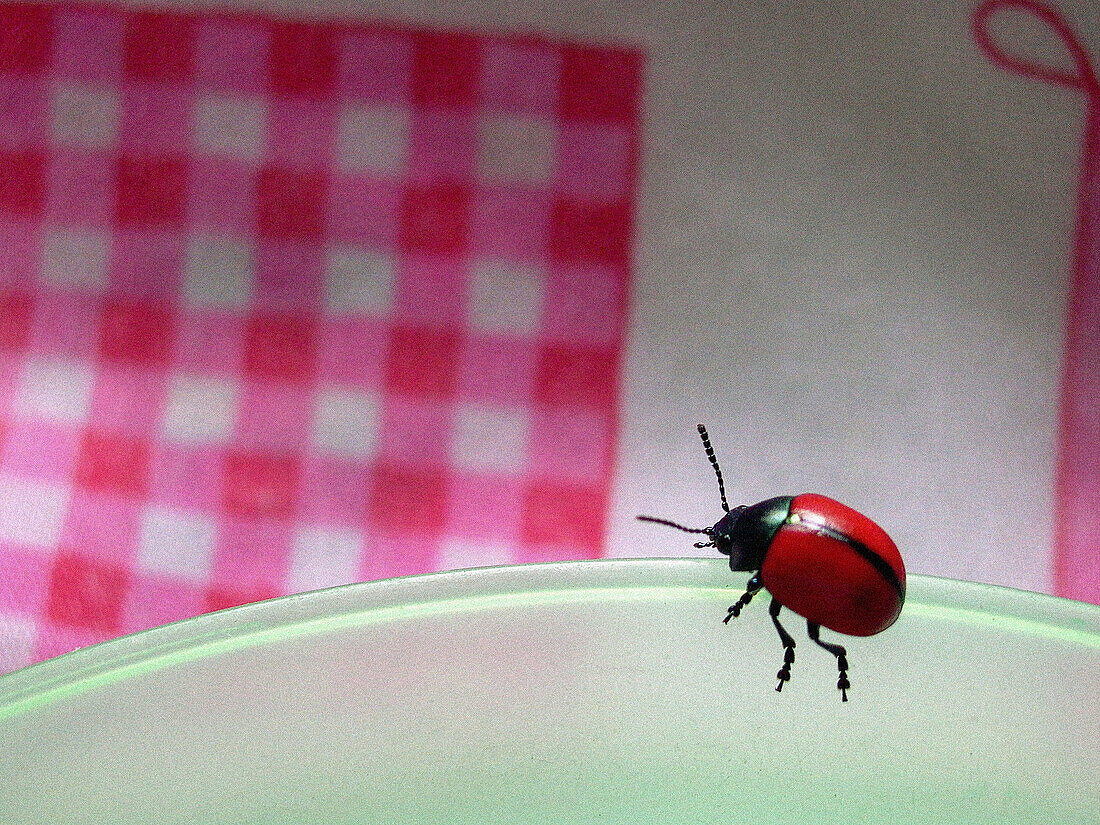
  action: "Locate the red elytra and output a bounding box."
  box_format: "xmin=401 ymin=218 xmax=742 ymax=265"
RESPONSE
xmin=761 ymin=493 xmax=906 ymax=637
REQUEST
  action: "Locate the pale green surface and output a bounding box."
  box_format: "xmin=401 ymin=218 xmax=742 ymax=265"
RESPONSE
xmin=0 ymin=559 xmax=1097 ymax=824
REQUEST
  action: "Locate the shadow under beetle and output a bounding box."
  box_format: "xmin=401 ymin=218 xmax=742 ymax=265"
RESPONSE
xmin=638 ymin=425 xmax=906 ymax=701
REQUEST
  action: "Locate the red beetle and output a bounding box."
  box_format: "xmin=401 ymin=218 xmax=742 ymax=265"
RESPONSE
xmin=639 ymin=425 xmax=906 ymax=701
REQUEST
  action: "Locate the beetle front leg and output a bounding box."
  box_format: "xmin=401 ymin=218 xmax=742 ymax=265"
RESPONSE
xmin=769 ymin=598 xmax=796 ymax=692
xmin=808 ymin=621 xmax=850 ymax=702
xmin=723 ymin=574 xmax=762 ymax=623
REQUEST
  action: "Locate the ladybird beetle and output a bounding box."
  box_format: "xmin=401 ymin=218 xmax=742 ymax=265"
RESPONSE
xmin=638 ymin=424 xmax=906 ymax=701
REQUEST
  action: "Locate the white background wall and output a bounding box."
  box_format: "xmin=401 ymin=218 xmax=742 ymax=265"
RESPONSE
xmin=127 ymin=0 xmax=1099 ymax=593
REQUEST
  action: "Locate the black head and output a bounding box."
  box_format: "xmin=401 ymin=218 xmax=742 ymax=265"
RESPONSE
xmin=708 ymin=496 xmax=793 ymax=570
xmin=637 ymin=502 xmax=783 ymax=572
xmin=636 ymin=426 xmax=793 ymax=572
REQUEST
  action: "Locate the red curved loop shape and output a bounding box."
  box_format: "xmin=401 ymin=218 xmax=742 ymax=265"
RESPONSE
xmin=972 ymin=0 xmax=1100 ymax=96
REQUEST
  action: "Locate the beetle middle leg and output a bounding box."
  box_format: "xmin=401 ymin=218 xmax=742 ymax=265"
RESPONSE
xmin=769 ymin=598 xmax=796 ymax=692
xmin=808 ymin=621 xmax=850 ymax=702
xmin=723 ymin=574 xmax=762 ymax=623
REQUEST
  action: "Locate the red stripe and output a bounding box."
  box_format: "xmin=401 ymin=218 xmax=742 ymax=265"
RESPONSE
xmin=1053 ymin=103 xmax=1100 ymax=603
xmin=974 ymin=0 xmax=1100 ymax=603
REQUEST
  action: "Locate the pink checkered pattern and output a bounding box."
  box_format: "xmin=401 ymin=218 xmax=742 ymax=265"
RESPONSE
xmin=0 ymin=2 xmax=642 ymax=672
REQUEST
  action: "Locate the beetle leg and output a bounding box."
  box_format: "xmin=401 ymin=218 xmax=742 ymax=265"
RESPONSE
xmin=769 ymin=598 xmax=796 ymax=692
xmin=807 ymin=621 xmax=850 ymax=702
xmin=723 ymin=574 xmax=762 ymax=623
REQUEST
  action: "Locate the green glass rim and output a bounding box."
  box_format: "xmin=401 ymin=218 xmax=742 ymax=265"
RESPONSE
xmin=1 ymin=559 xmax=1097 ymax=720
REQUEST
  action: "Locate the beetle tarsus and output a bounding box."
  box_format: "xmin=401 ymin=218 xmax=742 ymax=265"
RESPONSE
xmin=776 ymin=644 xmax=795 ymax=690
xmin=808 ymin=621 xmax=850 ymax=702
xmin=723 ymin=578 xmax=760 ymax=623
xmin=769 ymin=599 xmax=798 ymax=691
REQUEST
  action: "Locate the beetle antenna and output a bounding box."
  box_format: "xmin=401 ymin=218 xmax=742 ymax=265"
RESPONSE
xmin=636 ymin=515 xmax=710 ymax=535
xmin=696 ymin=424 xmax=730 ymax=512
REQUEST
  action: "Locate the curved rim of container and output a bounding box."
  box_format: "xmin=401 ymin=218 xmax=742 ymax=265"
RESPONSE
xmin=1 ymin=558 xmax=1097 ymax=717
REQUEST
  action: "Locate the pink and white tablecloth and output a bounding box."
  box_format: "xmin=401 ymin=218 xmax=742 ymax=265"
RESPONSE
xmin=0 ymin=1 xmax=641 ymax=672
xmin=3 ymin=0 xmax=1099 ymax=678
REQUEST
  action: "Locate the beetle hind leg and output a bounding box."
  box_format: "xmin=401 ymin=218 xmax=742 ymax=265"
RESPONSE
xmin=808 ymin=621 xmax=850 ymax=702
xmin=723 ymin=574 xmax=762 ymax=623
xmin=769 ymin=598 xmax=796 ymax=692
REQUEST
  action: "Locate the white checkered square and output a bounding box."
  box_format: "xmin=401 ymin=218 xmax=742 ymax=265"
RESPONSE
xmin=138 ymin=504 xmax=217 ymax=582
xmin=184 ymin=234 xmax=254 ymax=308
xmin=337 ymin=104 xmax=408 ymax=173
xmin=477 ymin=113 xmax=555 ymax=184
xmin=325 ymin=246 xmax=395 ymax=314
xmin=160 ymin=375 xmax=238 ymax=445
xmin=468 ymin=259 xmax=544 ymax=335
xmin=0 ymin=474 xmax=70 ymax=550
xmin=41 ymin=228 xmax=109 ymax=288
xmin=311 ymin=388 xmax=380 ymax=459
xmin=14 ymin=357 xmax=94 ymax=425
xmin=0 ymin=615 xmax=36 ymax=675
xmin=288 ymin=525 xmax=361 ymax=592
xmin=194 ymin=94 xmax=266 ymax=161
xmin=50 ymin=82 xmax=119 ymax=148
xmin=452 ymin=404 xmax=530 ymax=473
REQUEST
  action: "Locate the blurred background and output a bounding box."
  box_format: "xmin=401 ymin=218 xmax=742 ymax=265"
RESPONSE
xmin=1 ymin=0 xmax=1098 ymax=674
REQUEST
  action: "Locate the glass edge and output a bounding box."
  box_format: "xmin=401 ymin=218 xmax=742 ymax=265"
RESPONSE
xmin=1 ymin=558 xmax=1096 ymax=710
